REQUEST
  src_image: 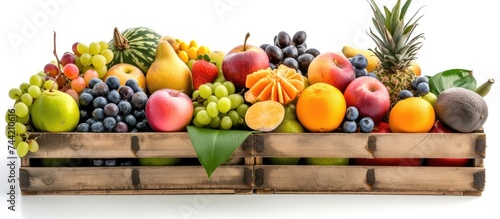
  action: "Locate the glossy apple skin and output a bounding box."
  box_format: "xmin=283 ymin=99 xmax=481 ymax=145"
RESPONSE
xmin=426 ymin=120 xmax=470 ymax=167
xmin=307 ymin=52 xmax=356 ymax=92
xmin=344 ymin=76 xmax=390 ymax=123
xmin=145 ymin=89 xmax=193 ymax=132
xmin=105 ymin=63 xmax=146 ymax=91
xmin=222 ymin=45 xmax=269 ymax=89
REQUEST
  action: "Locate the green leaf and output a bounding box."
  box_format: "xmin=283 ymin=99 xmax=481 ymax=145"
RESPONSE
xmin=187 ymin=126 xmax=253 ymax=179
xmin=428 ymin=69 xmax=477 ymax=96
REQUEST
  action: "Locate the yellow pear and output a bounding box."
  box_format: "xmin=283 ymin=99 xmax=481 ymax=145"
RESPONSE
xmin=146 ymin=41 xmax=193 ymax=95
xmin=341 ymin=45 xmax=380 ymax=72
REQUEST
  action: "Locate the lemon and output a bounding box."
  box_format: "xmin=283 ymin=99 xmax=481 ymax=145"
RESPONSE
xmin=31 ymin=90 xmax=80 ymax=132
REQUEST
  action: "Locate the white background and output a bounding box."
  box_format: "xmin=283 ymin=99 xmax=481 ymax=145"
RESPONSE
xmin=0 ymin=0 xmax=499 ymax=218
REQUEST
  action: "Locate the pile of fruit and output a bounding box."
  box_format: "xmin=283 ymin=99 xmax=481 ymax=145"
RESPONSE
xmin=4 ymin=0 xmax=493 ymax=170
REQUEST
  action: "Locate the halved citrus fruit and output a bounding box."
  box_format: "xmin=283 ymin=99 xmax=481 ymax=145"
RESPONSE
xmin=244 ymin=100 xmax=285 ymax=132
xmin=245 ymin=65 xmax=304 ymax=105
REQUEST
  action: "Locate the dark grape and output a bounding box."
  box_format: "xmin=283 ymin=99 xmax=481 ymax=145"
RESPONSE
xmin=105 ymin=76 xmax=121 ymax=90
xmin=282 ymin=57 xmax=299 ymax=70
xmin=265 ymin=45 xmax=283 ymax=64
xmin=93 ymin=96 xmax=107 ymax=109
xmin=305 ymin=48 xmax=321 ymax=57
xmin=124 ymin=114 xmax=137 ymax=127
xmin=92 ymin=108 xmax=105 ymax=120
xmin=276 ymin=31 xmax=291 ymax=48
xmin=92 ymin=82 xmax=109 ymax=96
xmin=88 ymin=78 xmax=102 ymax=89
xmin=297 ymin=53 xmax=315 ymax=75
xmin=118 ymin=100 xmax=132 ymax=115
xmin=107 ymin=90 xmax=121 ymax=104
xmin=115 ymin=121 xmax=128 ymax=132
xmin=79 ymin=92 xmax=94 ymax=107
xmin=115 ymin=115 xmax=123 ymax=123
xmin=260 ymin=43 xmax=270 ymax=51
xmin=76 ymin=123 xmax=90 ymax=132
xmin=119 ymin=86 xmax=134 ymax=100
xmin=103 ymin=103 xmax=119 ymax=117
xmin=125 ymin=79 xmax=141 ymax=92
xmin=133 ymin=109 xmax=145 ymax=119
xmin=269 ymin=63 xmax=277 ymax=70
xmin=296 ymin=45 xmax=307 ymax=56
xmin=131 ymin=91 xmax=148 ymax=109
xmin=90 ymin=121 xmax=104 ymax=132
xmin=282 ymin=45 xmax=298 ymax=59
xmin=292 ymin=30 xmax=307 ymax=45
xmin=103 ymin=116 xmax=117 ymax=129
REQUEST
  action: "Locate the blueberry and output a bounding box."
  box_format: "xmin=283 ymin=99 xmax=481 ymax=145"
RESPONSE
xmin=124 ymin=114 xmax=137 ymax=127
xmin=79 ymin=92 xmax=94 ymax=107
xmin=345 ymin=106 xmax=359 ymax=121
xmin=93 ymin=96 xmax=108 ymax=109
xmin=354 ymin=68 xmax=367 ymax=78
xmin=118 ymin=100 xmax=132 ymax=115
xmin=90 ymin=121 xmax=104 ymax=132
xmin=85 ymin=118 xmax=95 ymax=125
xmin=107 ymin=90 xmax=121 ymax=104
xmin=359 ymin=117 xmax=374 ymax=133
xmin=103 ymin=103 xmax=119 ymax=117
xmin=92 ymin=82 xmax=109 ymax=96
xmin=81 ymin=88 xmax=93 ymax=95
xmin=76 ymin=123 xmax=90 ymax=132
xmin=131 ymin=91 xmax=148 ymax=109
xmin=92 ymin=159 xmax=104 ymax=166
xmin=352 ymin=54 xmax=368 ymax=70
xmin=88 ymin=78 xmax=103 ymax=89
xmin=399 ymin=89 xmax=414 ymax=99
xmin=104 ymin=159 xmax=117 ymax=166
xmin=367 ymin=72 xmax=378 ymax=79
xmin=135 ymin=121 xmax=147 ymax=130
xmin=105 ymin=76 xmax=121 ymax=90
xmin=80 ymin=109 xmax=89 ymax=121
xmin=92 ymin=108 xmax=105 ymax=120
xmin=103 ymin=116 xmax=117 ymax=129
xmin=133 ymin=109 xmax=145 ymax=120
xmin=115 ymin=115 xmax=123 ymax=123
xmin=417 ymin=82 xmax=430 ymax=96
xmin=342 ymin=120 xmax=357 ymax=133
xmin=125 ymin=79 xmax=141 ymax=92
xmin=416 ymin=76 xmax=429 ymax=84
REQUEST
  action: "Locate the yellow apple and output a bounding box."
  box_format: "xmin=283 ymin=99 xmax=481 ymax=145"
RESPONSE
xmin=104 ymin=63 xmax=147 ymax=91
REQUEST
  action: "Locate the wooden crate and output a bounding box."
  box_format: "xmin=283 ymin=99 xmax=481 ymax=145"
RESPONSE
xmin=20 ymin=132 xmax=255 ymax=195
xmin=253 ymin=131 xmax=486 ymax=196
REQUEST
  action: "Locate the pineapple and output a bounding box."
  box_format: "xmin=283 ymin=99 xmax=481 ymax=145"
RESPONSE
xmin=367 ymin=0 xmax=425 ymax=110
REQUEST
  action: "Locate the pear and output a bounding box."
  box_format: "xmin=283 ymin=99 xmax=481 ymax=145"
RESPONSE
xmin=146 ymin=41 xmax=193 ymax=95
xmin=269 ymin=104 xmax=304 ymax=165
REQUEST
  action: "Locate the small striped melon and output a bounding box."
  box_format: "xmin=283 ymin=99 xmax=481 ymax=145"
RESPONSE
xmin=107 ymin=27 xmax=161 ymax=74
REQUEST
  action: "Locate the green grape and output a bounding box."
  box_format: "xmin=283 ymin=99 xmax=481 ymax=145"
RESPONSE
xmin=28 ymin=85 xmax=42 ymax=99
xmin=228 ymin=94 xmax=243 ymax=109
xmin=236 ymin=104 xmax=249 ymax=118
xmin=14 ymin=102 xmax=29 ymax=117
xmin=13 ymin=135 xmax=24 ymax=148
xmin=192 ymin=117 xmax=204 ymax=127
xmin=206 ymin=102 xmax=219 ymax=118
xmin=214 ymin=85 xmax=229 ymax=99
xmin=98 ymin=41 xmax=109 ymax=51
xmin=198 ymin=84 xmax=212 ymax=99
xmin=220 ymin=116 xmax=232 ymax=130
xmin=91 ymin=54 xmax=106 ymax=68
xmin=207 ymin=95 xmax=218 ymax=104
xmin=218 ymin=112 xmax=227 ymax=118
xmin=15 ymin=122 xmax=27 ymax=135
xmin=209 ymin=116 xmax=221 ymax=129
xmin=195 ymin=110 xmax=211 ymax=125
xmin=77 ymin=43 xmax=89 ymax=55
xmin=19 ymin=82 xmax=30 ymax=92
xmin=228 ymin=110 xmax=241 ymax=126
xmin=94 ymin=65 xmax=107 ymax=78
xmin=29 ymin=74 xmax=43 ymax=87
xmin=217 ymin=97 xmax=231 ymax=113
xmin=20 ymin=93 xmax=33 ymax=106
xmin=89 ymin=42 xmax=101 ymax=55
xmin=211 ymin=82 xmax=222 ymax=94
xmin=223 ymin=81 xmax=236 ymax=95
xmin=44 ymin=80 xmax=58 ymax=90
xmin=37 ymin=71 xmax=45 ymax=77
xmin=8 ymin=88 xmax=22 ymax=99
xmin=18 ymin=114 xmax=30 ymax=124
xmin=193 ymin=106 xmax=206 ymax=118
xmin=80 ymin=52 xmax=92 ymax=66
xmin=100 ymin=49 xmax=114 ymax=64
xmin=28 ymin=139 xmax=39 ymax=153
xmin=192 ymin=90 xmax=200 ymax=99
xmin=16 ymin=141 xmax=29 ymax=157
xmin=192 ymin=101 xmax=202 ymax=108
xmin=5 ymin=110 xmax=14 ymax=123
xmin=74 ymin=56 xmax=84 ymax=70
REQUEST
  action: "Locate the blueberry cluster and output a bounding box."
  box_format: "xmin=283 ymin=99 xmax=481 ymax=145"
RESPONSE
xmin=342 ymin=106 xmax=374 ymax=133
xmin=399 ymin=76 xmax=430 ymax=99
xmin=76 ymin=76 xmax=150 ymax=132
xmin=349 ymin=54 xmax=377 ymax=79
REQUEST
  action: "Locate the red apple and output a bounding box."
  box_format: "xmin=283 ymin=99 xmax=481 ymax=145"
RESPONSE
xmin=427 ymin=120 xmax=470 ymax=167
xmin=145 ymin=88 xmax=193 ymax=132
xmin=343 ymin=76 xmax=390 ymax=123
xmin=307 ymin=52 xmax=355 ymax=92
xmin=222 ymin=33 xmax=270 ymax=89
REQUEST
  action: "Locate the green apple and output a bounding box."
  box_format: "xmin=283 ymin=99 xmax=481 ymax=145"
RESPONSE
xmin=31 ymin=89 xmax=80 ymax=132
xmin=304 ymin=158 xmax=349 ymax=165
xmin=138 ymin=158 xmax=181 ymax=166
xmin=421 ymin=92 xmax=437 ymax=108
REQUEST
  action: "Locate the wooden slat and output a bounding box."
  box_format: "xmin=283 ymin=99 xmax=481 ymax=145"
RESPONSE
xmin=22 ymin=189 xmax=254 ymax=195
xmin=20 ymin=166 xmax=253 ymax=193
xmin=27 ymin=133 xmax=254 ymax=159
xmin=255 ymin=133 xmax=485 ymax=158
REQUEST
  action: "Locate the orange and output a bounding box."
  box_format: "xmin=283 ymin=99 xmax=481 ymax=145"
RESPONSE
xmin=389 ymin=97 xmax=435 ymax=133
xmin=409 ymin=61 xmax=421 ymax=76
xmin=244 ymin=100 xmax=285 ymax=132
xmin=296 ymin=83 xmax=346 ymax=132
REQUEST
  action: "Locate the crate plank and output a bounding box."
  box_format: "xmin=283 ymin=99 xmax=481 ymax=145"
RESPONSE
xmin=20 ymin=166 xmax=253 ymax=194
xmin=255 ymin=133 xmax=485 ymax=158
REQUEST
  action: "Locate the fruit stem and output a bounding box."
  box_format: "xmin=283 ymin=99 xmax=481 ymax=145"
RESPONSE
xmin=113 ymin=27 xmax=130 ymax=50
xmin=243 ymin=33 xmax=250 ymax=51
xmin=51 ymin=31 xmax=63 ymax=93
